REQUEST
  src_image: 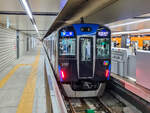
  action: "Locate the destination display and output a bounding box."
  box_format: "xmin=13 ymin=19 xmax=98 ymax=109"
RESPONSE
xmin=61 ymin=31 xmax=74 ymax=37
xmin=97 ymin=29 xmax=109 ymax=37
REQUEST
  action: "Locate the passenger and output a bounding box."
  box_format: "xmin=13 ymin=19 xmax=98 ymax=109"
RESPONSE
xmin=148 ymin=45 xmax=150 ymax=51
xmin=134 ymin=42 xmax=138 ymax=55
xmin=60 ymin=45 xmax=63 ymax=54
xmin=114 ymin=41 xmax=117 ymax=47
xmin=68 ymin=45 xmax=71 ymax=54
xmin=104 ymin=44 xmax=107 ymax=56
xmin=116 ymin=43 xmax=120 ymax=47
xmin=101 ymin=45 xmax=105 ymax=57
xmin=145 ymin=44 xmax=148 ymax=50
xmin=143 ymin=44 xmax=146 ymax=50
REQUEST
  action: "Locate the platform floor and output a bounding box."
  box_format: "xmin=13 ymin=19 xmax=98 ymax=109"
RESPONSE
xmin=111 ymin=73 xmax=150 ymax=103
xmin=0 ymin=47 xmax=46 ymax=113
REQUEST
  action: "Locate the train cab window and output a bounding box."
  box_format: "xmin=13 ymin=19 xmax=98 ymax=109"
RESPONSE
xmin=96 ymin=38 xmax=110 ymax=58
xmin=59 ymin=38 xmax=76 ymax=56
xmin=80 ymin=38 xmax=92 ymax=61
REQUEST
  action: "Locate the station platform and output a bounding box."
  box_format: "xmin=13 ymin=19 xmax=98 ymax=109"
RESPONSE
xmin=111 ymin=73 xmax=150 ymax=103
xmin=0 ymin=47 xmax=46 ymax=113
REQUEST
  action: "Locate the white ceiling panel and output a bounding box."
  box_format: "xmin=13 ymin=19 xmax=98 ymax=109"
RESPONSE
xmin=0 ymin=0 xmax=23 ymax=11
xmin=0 ymin=15 xmax=33 ymax=30
xmin=107 ymin=13 xmax=150 ymax=34
xmin=29 ymin=0 xmax=60 ymax=12
xmin=0 ymin=0 xmax=62 ymax=38
xmin=34 ymin=16 xmax=56 ymax=30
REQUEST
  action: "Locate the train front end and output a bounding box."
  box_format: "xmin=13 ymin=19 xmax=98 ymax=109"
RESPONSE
xmin=58 ymin=24 xmax=111 ymax=97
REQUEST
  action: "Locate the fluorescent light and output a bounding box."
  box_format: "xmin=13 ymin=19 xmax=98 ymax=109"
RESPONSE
xmin=33 ymin=24 xmax=39 ymax=33
xmin=109 ymin=19 xmax=150 ymax=28
xmin=21 ymin=0 xmax=33 ymax=19
xmin=139 ymin=29 xmax=150 ymax=32
xmin=112 ymin=31 xmax=137 ymax=35
xmin=112 ymin=29 xmax=150 ymax=35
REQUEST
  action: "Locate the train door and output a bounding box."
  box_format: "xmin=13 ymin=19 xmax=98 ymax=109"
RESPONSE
xmin=78 ymin=37 xmax=93 ymax=78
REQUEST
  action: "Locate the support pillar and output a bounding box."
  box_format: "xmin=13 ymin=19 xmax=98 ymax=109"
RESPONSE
xmin=121 ymin=34 xmax=130 ymax=48
xmin=16 ymin=30 xmax=19 ymax=59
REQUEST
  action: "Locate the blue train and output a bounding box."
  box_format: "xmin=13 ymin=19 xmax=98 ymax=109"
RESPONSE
xmin=44 ymin=23 xmax=111 ymax=97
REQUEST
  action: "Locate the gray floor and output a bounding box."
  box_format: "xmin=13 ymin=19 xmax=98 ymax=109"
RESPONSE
xmin=32 ymin=49 xmax=46 ymax=113
xmin=0 ymin=48 xmax=46 ymax=113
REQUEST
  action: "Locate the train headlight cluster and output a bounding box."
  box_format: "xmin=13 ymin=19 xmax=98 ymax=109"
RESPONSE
xmin=61 ymin=70 xmax=65 ymax=80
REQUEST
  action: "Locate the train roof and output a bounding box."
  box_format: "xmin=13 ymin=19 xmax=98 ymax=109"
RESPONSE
xmin=58 ymin=23 xmax=110 ymax=36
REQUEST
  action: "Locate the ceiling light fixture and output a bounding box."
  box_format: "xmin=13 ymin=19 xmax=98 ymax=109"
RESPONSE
xmin=33 ymin=24 xmax=39 ymax=33
xmin=20 ymin=0 xmax=33 ymax=19
xmin=19 ymin=0 xmax=40 ymax=36
xmin=109 ymin=19 xmax=150 ymax=28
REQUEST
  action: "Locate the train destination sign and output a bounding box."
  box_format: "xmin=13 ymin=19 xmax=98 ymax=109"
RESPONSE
xmin=61 ymin=31 xmax=74 ymax=37
xmin=98 ymin=31 xmax=109 ymax=37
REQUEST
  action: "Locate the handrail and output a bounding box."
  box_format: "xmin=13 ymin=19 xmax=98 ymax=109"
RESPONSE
xmin=43 ymin=44 xmax=68 ymax=113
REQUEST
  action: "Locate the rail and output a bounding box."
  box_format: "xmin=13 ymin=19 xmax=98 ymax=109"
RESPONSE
xmin=43 ymin=45 xmax=68 ymax=113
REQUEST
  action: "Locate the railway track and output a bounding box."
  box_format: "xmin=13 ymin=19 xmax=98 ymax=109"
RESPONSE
xmin=67 ymin=97 xmax=111 ymax=113
xmin=64 ymin=91 xmax=140 ymax=113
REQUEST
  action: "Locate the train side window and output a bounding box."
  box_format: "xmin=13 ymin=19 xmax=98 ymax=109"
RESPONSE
xmin=59 ymin=38 xmax=76 ymax=55
xmin=96 ymin=38 xmax=110 ymax=58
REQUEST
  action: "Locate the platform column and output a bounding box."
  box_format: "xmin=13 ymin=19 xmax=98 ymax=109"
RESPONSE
xmin=27 ymin=37 xmax=29 ymax=51
xmin=121 ymin=34 xmax=130 ymax=48
xmin=16 ymin=30 xmax=19 ymax=59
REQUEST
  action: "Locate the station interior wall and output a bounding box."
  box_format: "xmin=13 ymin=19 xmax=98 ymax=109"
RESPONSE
xmin=19 ymin=33 xmax=28 ymax=57
xmin=0 ymin=25 xmax=33 ymax=72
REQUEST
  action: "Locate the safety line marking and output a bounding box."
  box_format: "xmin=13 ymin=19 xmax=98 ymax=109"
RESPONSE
xmin=0 ymin=64 xmax=31 ymax=88
xmin=16 ymin=50 xmax=40 ymax=113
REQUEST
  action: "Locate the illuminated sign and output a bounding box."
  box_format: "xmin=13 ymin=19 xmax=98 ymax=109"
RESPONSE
xmin=126 ymin=38 xmax=130 ymax=46
xmin=98 ymin=31 xmax=109 ymax=37
xmin=98 ymin=29 xmax=109 ymax=37
xmin=61 ymin=32 xmax=74 ymax=37
xmin=103 ymin=61 xmax=109 ymax=66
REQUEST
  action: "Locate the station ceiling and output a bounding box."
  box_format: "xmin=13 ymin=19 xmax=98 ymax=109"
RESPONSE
xmin=0 ymin=0 xmax=61 ymax=38
xmin=44 ymin=0 xmax=150 ymax=39
xmin=1 ymin=0 xmax=150 ymax=39
xmin=107 ymin=13 xmax=150 ymax=35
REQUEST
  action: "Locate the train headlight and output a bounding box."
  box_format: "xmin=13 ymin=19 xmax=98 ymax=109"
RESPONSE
xmin=105 ymin=64 xmax=111 ymax=80
xmin=105 ymin=69 xmax=110 ymax=79
xmin=61 ymin=70 xmax=65 ymax=79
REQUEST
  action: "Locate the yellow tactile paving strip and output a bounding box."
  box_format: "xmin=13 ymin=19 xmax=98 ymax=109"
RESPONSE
xmin=0 ymin=64 xmax=31 ymax=88
xmin=16 ymin=50 xmax=40 ymax=113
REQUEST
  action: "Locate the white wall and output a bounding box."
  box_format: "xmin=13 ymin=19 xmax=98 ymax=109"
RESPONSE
xmin=0 ymin=26 xmax=16 ymax=72
xmin=0 ymin=25 xmax=29 ymax=72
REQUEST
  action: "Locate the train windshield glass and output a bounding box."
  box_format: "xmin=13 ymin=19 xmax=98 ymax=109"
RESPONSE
xmin=96 ymin=38 xmax=110 ymax=58
xmin=80 ymin=38 xmax=92 ymax=61
xmin=59 ymin=38 xmax=76 ymax=56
